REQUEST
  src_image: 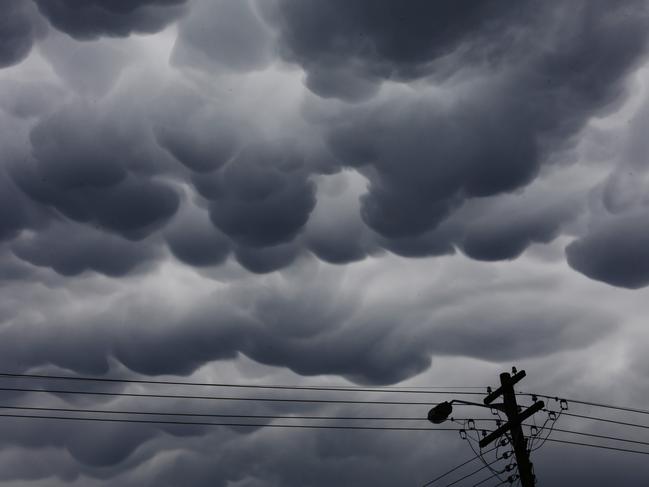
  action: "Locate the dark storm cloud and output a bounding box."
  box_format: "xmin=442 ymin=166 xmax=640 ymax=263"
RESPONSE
xmin=0 ymin=173 xmax=33 ymax=242
xmin=206 ymin=143 xmax=317 ymax=248
xmin=566 ymin=212 xmax=649 ymax=289
xmin=0 ymin=80 xmax=64 ymax=119
xmin=458 ymin=195 xmax=578 ymax=261
xmin=264 ymin=0 xmax=542 ymax=101
xmin=154 ymin=110 xmax=239 ymax=173
xmin=0 ymin=0 xmax=644 ymax=278
xmin=309 ymin=0 xmax=649 ymax=254
xmin=10 ymin=101 xmax=180 ymax=243
xmin=164 ymin=199 xmax=231 ymax=267
xmin=0 ymin=0 xmax=648 ymax=486
xmin=38 ymin=33 xmax=131 ymax=97
xmin=0 ymin=0 xmax=42 ymax=69
xmin=0 ymin=258 xmax=615 ymax=385
xmin=233 ymin=242 xmax=300 ymax=273
xmin=566 ymin=83 xmax=649 ymax=288
xmin=33 ymin=0 xmax=188 ymax=40
xmin=172 ymin=0 xmax=273 ymax=73
xmin=11 ymin=220 xmax=160 ymax=277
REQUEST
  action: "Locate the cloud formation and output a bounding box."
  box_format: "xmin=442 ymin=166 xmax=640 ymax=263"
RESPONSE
xmin=1 ymin=2 xmax=649 ymax=485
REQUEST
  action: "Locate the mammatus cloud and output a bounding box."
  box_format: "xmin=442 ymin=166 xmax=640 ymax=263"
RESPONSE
xmin=566 ymin=212 xmax=649 ymax=289
xmin=0 ymin=0 xmax=646 ymax=281
xmin=0 ymin=2 xmax=649 ymax=486
xmin=33 ymin=0 xmax=188 ymax=40
xmin=0 ymin=1 xmax=40 ymax=69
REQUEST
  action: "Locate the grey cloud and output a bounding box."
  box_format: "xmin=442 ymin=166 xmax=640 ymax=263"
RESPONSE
xmin=264 ymin=0 xmax=542 ymax=101
xmin=0 ymin=173 xmax=33 ymax=242
xmin=0 ymin=257 xmax=614 ymax=385
xmin=11 ymin=101 xmax=180 ymax=243
xmin=11 ymin=221 xmax=160 ymax=277
xmin=34 ymin=0 xmax=188 ymax=40
xmin=172 ymin=0 xmax=273 ymax=73
xmin=303 ymin=173 xmax=378 ymax=264
xmin=207 ymin=143 xmax=316 ymax=248
xmin=164 ymin=199 xmax=231 ymax=267
xmin=0 ymin=1 xmax=39 ymax=69
xmin=458 ymin=196 xmax=578 ymax=262
xmin=566 ymin=212 xmax=649 ymax=289
xmin=233 ymin=242 xmax=300 ymax=274
xmin=38 ymin=33 xmax=130 ymax=97
xmin=154 ymin=112 xmax=239 ymax=174
xmin=307 ymin=0 xmax=649 ymax=259
xmin=0 ymin=80 xmax=64 ymax=119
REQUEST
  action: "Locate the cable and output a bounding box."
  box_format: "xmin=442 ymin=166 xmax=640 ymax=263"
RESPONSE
xmin=0 ymin=386 xmax=443 ymax=406
xmin=544 ymin=438 xmax=649 ymax=455
xmin=0 ymin=372 xmax=483 ymax=395
xmin=529 ymin=410 xmax=562 ymax=452
xmin=471 ymin=473 xmax=510 ymax=487
xmin=442 ymin=459 xmax=500 ymax=487
xmin=560 ymin=411 xmax=649 ymax=431
xmin=0 ymin=405 xmax=433 ymax=421
xmin=421 ymin=446 xmax=499 ymax=486
xmin=421 ymin=456 xmax=479 ymax=487
xmin=539 ymin=426 xmax=649 ymax=448
xmin=460 ymin=420 xmax=507 ymax=485
xmin=0 ymin=412 xmax=463 ymax=431
xmin=530 ymin=393 xmax=649 ymax=416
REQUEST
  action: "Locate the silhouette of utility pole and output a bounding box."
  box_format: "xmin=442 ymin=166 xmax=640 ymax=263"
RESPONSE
xmin=480 ymin=369 xmax=544 ymax=487
xmin=428 ymin=368 xmax=544 ymax=487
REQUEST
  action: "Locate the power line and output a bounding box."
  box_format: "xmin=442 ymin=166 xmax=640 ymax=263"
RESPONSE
xmin=543 ymin=438 xmax=649 ymax=456
xmin=0 ymin=412 xmax=462 ymax=431
xmin=0 ymin=404 xmax=432 ymax=421
xmin=422 ymin=446 xmax=499 ymax=487
xmin=421 ymin=456 xmax=480 ymax=487
xmin=560 ymin=411 xmax=649 ymax=431
xmin=0 ymin=386 xmax=444 ymax=406
xmin=531 ymin=393 xmax=649 ymax=416
xmin=443 ymin=459 xmax=500 ymax=487
xmin=541 ymin=427 xmax=649 ymax=448
xmin=0 ymin=404 xmax=509 ymax=423
xmin=0 ymin=372 xmax=483 ymax=395
xmin=471 ymin=473 xmax=513 ymax=487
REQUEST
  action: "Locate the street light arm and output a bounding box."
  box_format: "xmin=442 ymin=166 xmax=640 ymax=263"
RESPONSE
xmin=450 ymin=399 xmax=506 ymax=412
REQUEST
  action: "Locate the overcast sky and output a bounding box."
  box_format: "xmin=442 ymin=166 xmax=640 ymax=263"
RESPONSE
xmin=1 ymin=1 xmax=649 ymax=485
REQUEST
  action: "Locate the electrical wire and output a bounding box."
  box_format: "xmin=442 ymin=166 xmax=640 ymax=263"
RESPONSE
xmin=421 ymin=445 xmax=499 ymax=486
xmin=543 ymin=438 xmax=649 ymax=455
xmin=459 ymin=420 xmax=507 ymax=485
xmin=471 ymin=473 xmax=513 ymax=487
xmin=0 ymin=372 xmax=484 ymax=395
xmin=0 ymin=404 xmax=432 ymax=421
xmin=539 ymin=426 xmax=649 ymax=448
xmin=0 ymin=412 xmax=463 ymax=431
xmin=529 ymin=410 xmax=561 ymax=452
xmin=421 ymin=456 xmax=479 ymax=487
xmin=560 ymin=411 xmax=649 ymax=431
xmin=0 ymin=386 xmax=445 ymax=406
xmin=529 ymin=393 xmax=649 ymax=416
xmin=0 ymin=404 xmax=497 ymax=424
xmin=442 ymin=459 xmax=501 ymax=487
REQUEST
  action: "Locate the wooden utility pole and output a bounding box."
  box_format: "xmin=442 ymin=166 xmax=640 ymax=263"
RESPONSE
xmin=480 ymin=370 xmax=544 ymax=487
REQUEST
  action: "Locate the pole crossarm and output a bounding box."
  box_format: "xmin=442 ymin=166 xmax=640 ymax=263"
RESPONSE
xmin=483 ymin=370 xmax=526 ymax=405
xmin=479 ymin=401 xmax=544 ymax=448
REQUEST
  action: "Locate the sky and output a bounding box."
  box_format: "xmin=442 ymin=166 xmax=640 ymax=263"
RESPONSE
xmin=1 ymin=1 xmax=649 ymax=485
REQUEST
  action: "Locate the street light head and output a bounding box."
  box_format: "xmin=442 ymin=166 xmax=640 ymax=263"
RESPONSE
xmin=427 ymin=401 xmax=453 ymax=424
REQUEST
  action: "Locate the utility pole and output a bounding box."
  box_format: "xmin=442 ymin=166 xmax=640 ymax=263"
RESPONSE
xmin=480 ymin=370 xmax=543 ymax=487
xmin=427 ymin=368 xmax=544 ymax=487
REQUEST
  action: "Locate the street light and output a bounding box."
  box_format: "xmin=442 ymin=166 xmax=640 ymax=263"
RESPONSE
xmin=427 ymin=399 xmax=506 ymax=424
